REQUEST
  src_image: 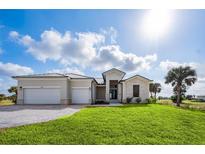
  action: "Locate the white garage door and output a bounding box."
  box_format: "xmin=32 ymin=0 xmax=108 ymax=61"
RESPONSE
xmin=72 ymin=88 xmax=90 ymax=104
xmin=24 ymin=88 xmax=60 ymax=104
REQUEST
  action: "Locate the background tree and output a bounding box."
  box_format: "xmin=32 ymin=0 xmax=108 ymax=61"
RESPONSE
xmin=165 ymin=66 xmax=197 ymax=106
xmin=149 ymin=83 xmax=154 ymax=98
xmin=153 ymin=83 xmax=161 ymax=98
xmin=149 ymin=83 xmax=161 ymax=99
xmin=0 ymin=94 xmax=6 ymax=101
xmin=8 ymin=86 xmax=17 ymax=94
xmin=8 ymin=86 xmax=17 ymax=103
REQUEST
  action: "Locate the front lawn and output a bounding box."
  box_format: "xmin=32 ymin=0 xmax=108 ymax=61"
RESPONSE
xmin=0 ymin=104 xmax=205 ymax=144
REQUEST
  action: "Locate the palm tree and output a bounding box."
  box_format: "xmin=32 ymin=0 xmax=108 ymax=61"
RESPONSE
xmin=149 ymin=83 xmax=161 ymax=99
xmin=149 ymin=83 xmax=154 ymax=98
xmin=153 ymin=83 xmax=161 ymax=98
xmin=165 ymin=66 xmax=197 ymax=106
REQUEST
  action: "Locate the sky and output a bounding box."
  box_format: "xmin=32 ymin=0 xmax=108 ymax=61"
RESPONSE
xmin=0 ymin=9 xmax=205 ymax=96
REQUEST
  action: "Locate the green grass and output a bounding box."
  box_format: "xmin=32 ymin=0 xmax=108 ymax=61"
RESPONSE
xmin=0 ymin=100 xmax=14 ymax=106
xmin=181 ymin=100 xmax=205 ymax=111
xmin=158 ymin=99 xmax=205 ymax=111
xmin=0 ymin=104 xmax=205 ymax=144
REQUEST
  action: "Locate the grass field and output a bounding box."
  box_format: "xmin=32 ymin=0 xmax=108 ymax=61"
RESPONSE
xmin=0 ymin=104 xmax=205 ymax=144
xmin=158 ymin=99 xmax=205 ymax=111
xmin=0 ymin=100 xmax=14 ymax=106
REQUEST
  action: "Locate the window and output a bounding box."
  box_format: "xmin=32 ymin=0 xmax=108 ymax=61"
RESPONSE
xmin=133 ymin=85 xmax=139 ymax=97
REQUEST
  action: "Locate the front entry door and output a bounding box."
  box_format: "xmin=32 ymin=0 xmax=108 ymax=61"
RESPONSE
xmin=110 ymin=89 xmax=117 ymax=99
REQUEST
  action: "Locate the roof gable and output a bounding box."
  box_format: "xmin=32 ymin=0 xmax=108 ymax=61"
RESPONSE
xmin=102 ymin=68 xmax=126 ymax=80
xmin=123 ymin=74 xmax=153 ymax=82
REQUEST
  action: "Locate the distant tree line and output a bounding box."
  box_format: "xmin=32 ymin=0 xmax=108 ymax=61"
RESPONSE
xmin=0 ymin=86 xmax=17 ymax=103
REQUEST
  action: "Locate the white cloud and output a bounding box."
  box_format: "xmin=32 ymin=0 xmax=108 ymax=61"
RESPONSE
xmin=187 ymin=80 xmax=205 ymax=96
xmin=9 ymin=31 xmax=19 ymax=39
xmin=10 ymin=29 xmax=105 ymax=65
xmin=0 ymin=61 xmax=34 ymax=76
xmin=48 ymin=67 xmax=84 ymax=75
xmin=92 ymin=45 xmax=157 ymax=72
xmin=10 ymin=28 xmax=157 ymax=73
xmin=0 ymin=77 xmax=16 ymax=95
xmin=155 ymin=80 xmax=173 ymax=97
xmin=159 ymin=60 xmax=199 ymax=71
xmin=100 ymin=27 xmax=117 ymax=44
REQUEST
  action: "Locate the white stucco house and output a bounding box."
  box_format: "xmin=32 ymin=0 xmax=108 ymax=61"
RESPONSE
xmin=13 ymin=68 xmax=153 ymax=105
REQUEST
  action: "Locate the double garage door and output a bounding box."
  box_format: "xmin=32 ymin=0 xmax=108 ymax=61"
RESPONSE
xmin=23 ymin=87 xmax=90 ymax=104
xmin=24 ymin=88 xmax=60 ymax=104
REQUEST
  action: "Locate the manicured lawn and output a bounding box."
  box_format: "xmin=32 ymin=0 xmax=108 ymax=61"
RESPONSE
xmin=0 ymin=104 xmax=205 ymax=144
xmin=0 ymin=100 xmax=14 ymax=106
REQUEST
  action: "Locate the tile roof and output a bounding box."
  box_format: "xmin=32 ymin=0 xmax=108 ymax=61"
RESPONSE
xmin=95 ymin=78 xmax=104 ymax=84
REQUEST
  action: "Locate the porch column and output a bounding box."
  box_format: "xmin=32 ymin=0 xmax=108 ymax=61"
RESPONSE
xmin=105 ymin=79 xmax=110 ymax=102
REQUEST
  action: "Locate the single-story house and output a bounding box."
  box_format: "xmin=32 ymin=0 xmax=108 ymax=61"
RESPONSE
xmin=13 ymin=68 xmax=153 ymax=105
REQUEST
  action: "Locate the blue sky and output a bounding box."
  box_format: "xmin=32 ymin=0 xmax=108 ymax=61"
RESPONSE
xmin=0 ymin=9 xmax=205 ymax=96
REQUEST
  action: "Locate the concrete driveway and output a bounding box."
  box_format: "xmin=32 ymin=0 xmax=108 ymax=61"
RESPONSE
xmin=0 ymin=105 xmax=84 ymax=128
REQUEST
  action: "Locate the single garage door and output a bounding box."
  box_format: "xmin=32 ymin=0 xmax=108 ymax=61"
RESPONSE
xmin=72 ymin=88 xmax=90 ymax=104
xmin=24 ymin=88 xmax=60 ymax=104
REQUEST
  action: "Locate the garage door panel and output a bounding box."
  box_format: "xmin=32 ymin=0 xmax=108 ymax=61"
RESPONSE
xmin=24 ymin=88 xmax=60 ymax=104
xmin=72 ymin=88 xmax=90 ymax=104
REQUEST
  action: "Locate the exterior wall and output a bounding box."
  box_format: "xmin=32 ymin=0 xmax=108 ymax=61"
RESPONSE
xmin=104 ymin=70 xmax=125 ymax=101
xmin=16 ymin=78 xmax=70 ymax=104
xmin=71 ymin=79 xmax=92 ymax=87
xmin=122 ymin=77 xmax=150 ymax=103
xmin=67 ymin=79 xmax=72 ymax=104
xmin=117 ymin=83 xmax=122 ymax=102
xmin=71 ymin=79 xmax=93 ymax=104
xmin=91 ymin=81 xmax=97 ymax=103
xmin=96 ymin=86 xmax=106 ymax=99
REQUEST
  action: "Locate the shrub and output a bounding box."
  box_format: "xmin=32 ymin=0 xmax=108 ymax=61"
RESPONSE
xmin=147 ymin=97 xmax=157 ymax=104
xmin=128 ymin=97 xmax=142 ymax=103
xmin=7 ymin=94 xmax=17 ymax=103
xmin=170 ymin=95 xmax=185 ymax=103
xmin=135 ymin=97 xmax=142 ymax=103
xmin=95 ymin=100 xmax=109 ymax=104
xmin=127 ymin=97 xmax=132 ymax=103
xmin=0 ymin=94 xmax=6 ymax=101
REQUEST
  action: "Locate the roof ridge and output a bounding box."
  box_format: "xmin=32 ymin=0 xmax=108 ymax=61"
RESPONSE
xmin=12 ymin=72 xmax=66 ymax=78
xmin=66 ymin=73 xmax=93 ymax=78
